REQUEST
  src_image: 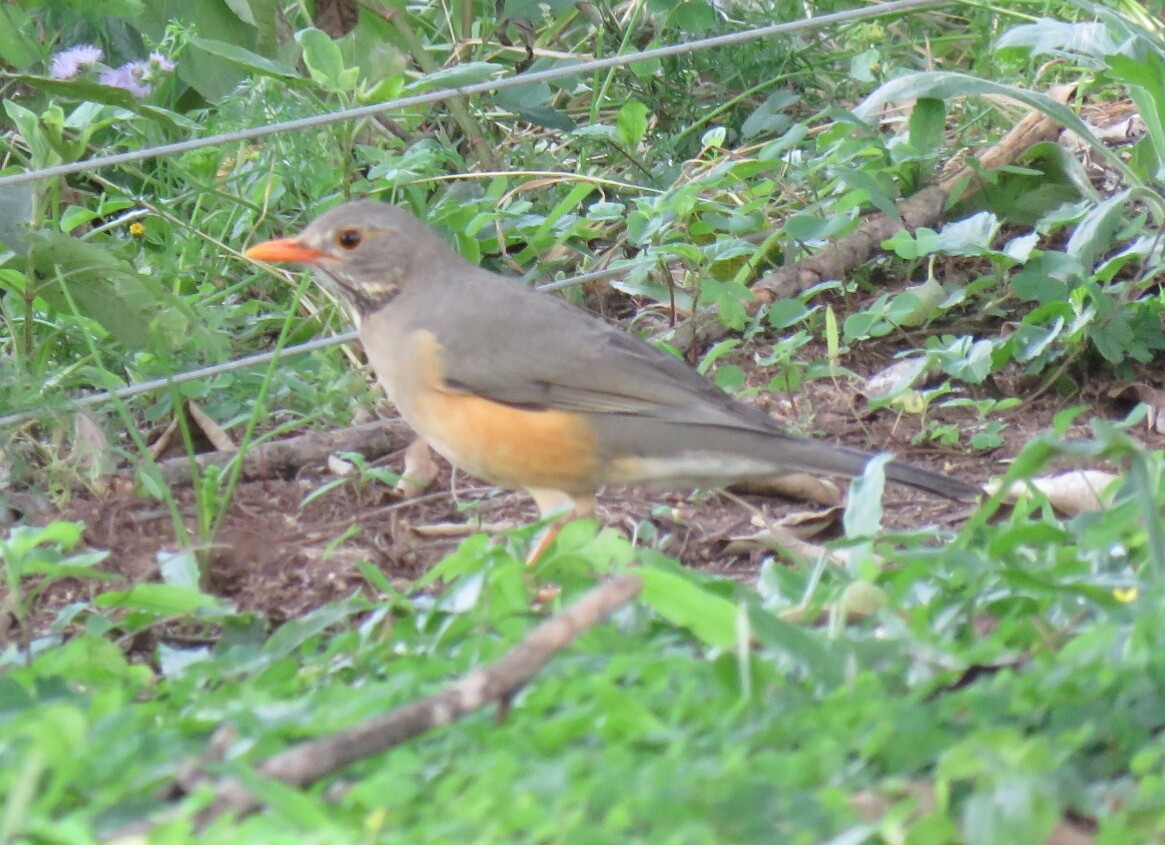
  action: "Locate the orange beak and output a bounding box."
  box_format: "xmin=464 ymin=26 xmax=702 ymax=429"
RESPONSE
xmin=244 ymin=237 xmax=328 ymax=265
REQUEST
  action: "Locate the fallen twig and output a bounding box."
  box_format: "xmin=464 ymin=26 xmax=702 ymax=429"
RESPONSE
xmin=185 ymin=574 xmax=642 ymax=829
xmin=148 ymin=420 xmax=413 ymax=486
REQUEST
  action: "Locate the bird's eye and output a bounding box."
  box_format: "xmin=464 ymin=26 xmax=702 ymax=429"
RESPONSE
xmin=336 ymin=228 xmax=362 ymax=250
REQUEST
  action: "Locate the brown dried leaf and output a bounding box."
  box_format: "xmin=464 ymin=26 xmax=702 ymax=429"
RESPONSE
xmin=988 ymin=469 xmax=1120 ymax=515
xmin=862 ymin=357 xmax=934 ymax=401
xmin=728 ymin=472 xmax=842 ymax=506
xmin=314 ymin=0 xmax=359 ymax=37
xmin=187 ymin=402 xmax=234 ymax=452
xmin=69 ymin=409 xmax=115 ymax=476
xmin=725 ymin=520 xmax=844 ymax=560
xmin=327 ymin=453 xmax=356 ymax=477
xmin=770 ymin=506 xmax=843 ymax=540
xmin=149 ymin=417 xmax=180 ymax=460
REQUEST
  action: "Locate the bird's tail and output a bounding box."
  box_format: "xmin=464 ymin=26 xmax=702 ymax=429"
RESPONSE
xmin=597 ymin=418 xmax=979 ymax=501
xmin=758 ymin=435 xmax=979 ymax=501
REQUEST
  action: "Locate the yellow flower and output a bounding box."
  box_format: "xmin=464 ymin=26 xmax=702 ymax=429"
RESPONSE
xmin=129 ymin=222 xmax=145 ymax=237
xmin=1113 ymin=587 xmax=1138 ymax=603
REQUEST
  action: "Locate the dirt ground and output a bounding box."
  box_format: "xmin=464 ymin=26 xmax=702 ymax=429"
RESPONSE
xmin=17 ymin=319 xmax=1154 ymax=639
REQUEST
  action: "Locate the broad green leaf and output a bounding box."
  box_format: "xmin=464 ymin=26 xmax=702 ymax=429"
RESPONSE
xmin=741 ymin=89 xmax=798 ymax=140
xmin=222 ymin=0 xmax=257 ymax=25
xmin=965 ymin=144 xmax=1091 ymax=226
xmin=0 ymin=183 xmax=33 ymax=256
xmin=296 ymin=27 xmax=355 ymax=91
xmin=29 ymin=231 xmax=191 ymax=351
xmin=190 ymin=36 xmax=302 ymax=81
xmin=1065 ymin=191 xmax=1128 ymax=269
xmin=495 ymin=83 xmax=577 ymax=131
xmin=994 ymin=18 xmax=1116 ymax=61
xmin=1011 ymin=252 xmax=1078 ymax=304
xmin=908 ymin=97 xmax=946 ymax=154
xmin=501 ymin=0 xmax=578 ymax=16
xmin=263 ymin=600 xmax=368 ymax=659
xmin=887 ymin=275 xmax=945 ymax=327
xmin=701 ymin=126 xmax=727 ymax=148
xmin=963 ymin=778 xmax=1059 ymax=845
xmin=617 ymin=100 xmax=649 ymax=148
xmin=638 ymin=566 xmax=739 ymax=649
xmin=0 ymin=6 xmax=36 ymax=67
xmin=785 ymin=213 xmax=850 ymax=242
xmin=935 ymin=212 xmax=1002 ymax=255
xmin=158 ymin=550 xmax=201 ymax=589
xmin=95 ymin=583 xmax=221 ymax=614
xmin=404 ymin=62 xmax=504 ymax=91
xmin=1107 ymin=46 xmax=1165 ymax=179
xmin=832 ymin=165 xmax=900 ymax=222
xmin=4 ymin=99 xmax=60 ymax=167
xmin=666 ymin=0 xmax=716 ymax=31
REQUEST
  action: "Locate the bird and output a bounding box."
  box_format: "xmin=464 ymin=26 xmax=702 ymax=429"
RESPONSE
xmin=244 ymin=200 xmax=978 ymax=533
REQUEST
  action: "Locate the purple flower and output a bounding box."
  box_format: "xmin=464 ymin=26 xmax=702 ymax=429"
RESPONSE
xmin=148 ymin=51 xmax=175 ymax=73
xmin=49 ymin=44 xmax=103 ymax=80
xmin=99 ymin=63 xmax=152 ymax=98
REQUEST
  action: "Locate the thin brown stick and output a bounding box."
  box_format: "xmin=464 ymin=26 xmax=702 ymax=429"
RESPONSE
xmin=148 ymin=420 xmax=413 ymax=486
xmin=190 ymin=574 xmax=642 ymax=829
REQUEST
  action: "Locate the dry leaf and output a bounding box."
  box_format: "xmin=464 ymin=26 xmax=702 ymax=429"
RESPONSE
xmin=729 ymin=473 xmax=842 ymax=506
xmin=149 ymin=417 xmax=180 ymax=460
xmin=187 ymin=402 xmax=234 ymax=452
xmin=769 ymin=506 xmax=844 ymax=539
xmin=149 ymin=402 xmax=235 ymax=459
xmin=314 ymin=0 xmax=359 ymax=36
xmin=726 ymin=521 xmax=842 ymax=561
xmin=863 ymin=357 xmax=934 ymax=401
xmin=987 ymin=469 xmax=1121 ymax=515
xmin=726 ymin=506 xmax=841 ymax=554
xmin=69 ymin=409 xmax=114 ymax=476
xmin=327 ymin=453 xmax=356 ymax=477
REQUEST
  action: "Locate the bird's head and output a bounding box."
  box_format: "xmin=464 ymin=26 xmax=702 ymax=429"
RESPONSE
xmin=244 ymin=200 xmax=450 ymax=315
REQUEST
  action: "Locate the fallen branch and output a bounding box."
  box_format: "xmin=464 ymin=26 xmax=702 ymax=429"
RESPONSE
xmin=665 ymin=85 xmax=1075 ymax=354
xmin=188 ymin=574 xmax=642 ymax=829
xmin=148 ymin=419 xmax=413 ymax=486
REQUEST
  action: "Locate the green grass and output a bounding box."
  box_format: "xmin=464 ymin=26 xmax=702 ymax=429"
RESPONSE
xmin=3 ymin=0 xmax=1165 ymax=840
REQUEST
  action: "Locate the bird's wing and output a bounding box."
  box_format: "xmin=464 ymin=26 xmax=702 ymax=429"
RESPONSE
xmin=418 ymin=272 xmax=778 ymax=432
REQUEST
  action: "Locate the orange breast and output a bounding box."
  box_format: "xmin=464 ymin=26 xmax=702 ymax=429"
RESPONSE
xmin=386 ymin=329 xmax=601 ymax=494
xmin=414 ymin=391 xmax=601 ymax=492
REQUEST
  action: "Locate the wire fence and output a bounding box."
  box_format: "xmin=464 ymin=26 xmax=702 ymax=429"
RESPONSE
xmin=0 ymin=0 xmax=949 ymax=429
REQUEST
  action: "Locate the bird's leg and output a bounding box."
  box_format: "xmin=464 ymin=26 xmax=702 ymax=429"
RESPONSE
xmin=525 ymin=488 xmax=594 ymax=564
